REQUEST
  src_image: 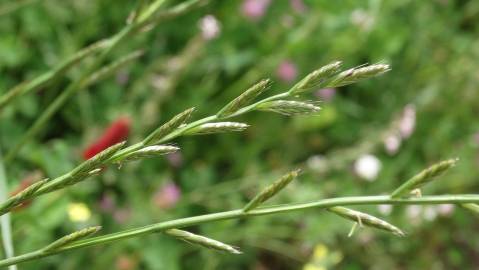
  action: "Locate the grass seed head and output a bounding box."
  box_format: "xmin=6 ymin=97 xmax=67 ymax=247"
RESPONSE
xmin=243 ymin=169 xmax=300 ymax=212
xmin=143 ymin=107 xmax=195 ymax=145
xmin=290 ymin=61 xmax=342 ymax=94
xmin=43 ymin=226 xmax=102 ymax=252
xmin=391 ymin=158 xmax=458 ymax=198
xmin=326 ymin=63 xmax=390 ymax=87
xmin=165 ymin=229 xmax=241 ymax=254
xmin=185 ymin=122 xmax=249 ymax=135
xmin=328 ymin=207 xmax=405 ymax=237
xmin=217 ymin=79 xmax=272 ymax=117
xmin=257 ymin=100 xmax=321 ymax=116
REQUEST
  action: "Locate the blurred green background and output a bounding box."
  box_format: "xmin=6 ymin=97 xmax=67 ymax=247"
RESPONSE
xmin=1 ymin=0 xmax=479 ymax=269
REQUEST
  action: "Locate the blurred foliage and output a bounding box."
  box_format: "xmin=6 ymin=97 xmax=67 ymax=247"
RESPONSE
xmin=1 ymin=0 xmax=479 ymax=269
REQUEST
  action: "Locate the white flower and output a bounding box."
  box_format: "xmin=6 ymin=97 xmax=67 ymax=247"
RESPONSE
xmin=378 ymin=204 xmax=392 ymax=216
xmin=406 ymin=205 xmax=423 ymax=225
xmin=399 ymin=104 xmax=416 ymax=139
xmin=350 ymin=9 xmax=375 ymax=31
xmin=423 ymin=206 xmax=437 ymax=221
xmin=354 ymin=154 xmax=382 ymax=181
xmin=383 ymin=134 xmax=401 ymax=155
xmin=199 ymin=15 xmax=221 ymax=40
xmin=307 ymin=155 xmax=328 ymax=174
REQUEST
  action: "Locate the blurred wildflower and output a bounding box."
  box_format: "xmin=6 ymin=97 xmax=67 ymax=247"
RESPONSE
xmin=307 ymin=155 xmax=328 ymax=174
xmin=113 ymin=208 xmax=131 ymax=224
xmin=378 ymin=204 xmax=393 ymax=216
xmin=166 ymin=151 xmax=183 ymax=168
xmin=354 ymin=154 xmax=382 ymax=181
xmin=99 ymin=193 xmax=116 ymax=212
xmin=83 ymin=117 xmax=130 ymax=160
xmin=437 ymin=204 xmax=455 ymax=217
xmin=277 ymin=60 xmax=298 ymax=82
xmin=199 ymin=15 xmax=221 ymax=40
xmin=406 ymin=205 xmax=423 ymax=225
xmin=68 ymin=203 xmax=91 ymax=222
xmin=303 ymin=244 xmax=342 ymax=270
xmin=423 ymin=206 xmax=437 ymax=221
xmin=350 ymin=9 xmax=375 ymax=31
xmin=115 ymin=255 xmax=137 ymax=270
xmin=315 ymin=88 xmax=336 ymax=102
xmin=241 ymin=0 xmax=271 ymax=21
xmin=383 ymin=134 xmax=401 ymax=155
xmin=153 ymin=182 xmax=181 ymax=209
xmin=290 ymin=0 xmax=307 ymax=14
xmin=399 ymin=104 xmax=416 ymax=139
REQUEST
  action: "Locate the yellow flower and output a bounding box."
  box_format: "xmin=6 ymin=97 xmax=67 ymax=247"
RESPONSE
xmin=68 ymin=203 xmax=91 ymax=222
xmin=303 ymin=264 xmax=327 ymax=270
xmin=313 ymin=244 xmax=328 ymax=260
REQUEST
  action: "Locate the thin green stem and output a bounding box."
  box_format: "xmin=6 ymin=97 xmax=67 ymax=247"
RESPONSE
xmin=0 ymin=194 xmax=478 ymax=267
xmin=0 ymin=150 xmax=16 ymax=270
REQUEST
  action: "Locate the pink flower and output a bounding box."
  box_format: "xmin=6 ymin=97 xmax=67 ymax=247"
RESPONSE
xmin=290 ymin=0 xmax=307 ymax=14
xmin=99 ymin=193 xmax=116 ymax=212
xmin=436 ymin=204 xmax=455 ymax=217
xmin=276 ymin=60 xmax=298 ymax=82
xmin=153 ymin=182 xmax=181 ymax=209
xmin=241 ymin=0 xmax=271 ymax=21
xmin=315 ymin=88 xmax=336 ymax=102
xmin=383 ymin=134 xmax=401 ymax=155
xmin=399 ymin=104 xmax=416 ymax=139
xmin=166 ymin=152 xmax=183 ymax=168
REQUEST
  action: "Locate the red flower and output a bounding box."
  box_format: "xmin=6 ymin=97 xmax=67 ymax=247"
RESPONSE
xmin=83 ymin=117 xmax=131 ymax=160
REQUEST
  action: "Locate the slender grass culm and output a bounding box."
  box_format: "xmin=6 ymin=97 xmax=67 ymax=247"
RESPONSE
xmin=0 ymin=0 xmax=478 ymax=268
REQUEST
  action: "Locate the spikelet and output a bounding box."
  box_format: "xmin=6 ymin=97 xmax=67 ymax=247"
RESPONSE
xmin=217 ymin=79 xmax=271 ymax=117
xmin=123 ymin=145 xmax=180 ymax=161
xmin=327 ymin=207 xmax=405 ymax=237
xmin=461 ymin=203 xmax=479 ymax=215
xmin=43 ymin=226 xmax=102 ymax=252
xmin=38 ymin=142 xmax=126 ymax=194
xmin=289 ymin=61 xmax=342 ymax=94
xmin=243 ymin=170 xmax=300 ymax=212
xmin=165 ymin=229 xmax=241 ymax=254
xmin=257 ymin=100 xmax=321 ymax=116
xmin=391 ymin=158 xmax=458 ymax=198
xmin=185 ymin=122 xmax=249 ymax=135
xmin=143 ymin=108 xmax=195 ymax=145
xmin=326 ymin=63 xmax=390 ymax=87
xmin=0 ymin=179 xmax=48 ymax=216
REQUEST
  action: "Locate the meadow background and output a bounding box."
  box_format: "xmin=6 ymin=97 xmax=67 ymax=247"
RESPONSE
xmin=1 ymin=0 xmax=479 ymax=269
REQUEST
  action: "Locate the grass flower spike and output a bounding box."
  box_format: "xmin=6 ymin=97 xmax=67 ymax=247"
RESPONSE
xmin=391 ymin=158 xmax=458 ymax=198
xmin=289 ymin=61 xmax=342 ymax=94
xmin=165 ymin=229 xmax=241 ymax=254
xmin=326 ymin=63 xmax=391 ymax=87
xmin=217 ymin=79 xmax=271 ymax=117
xmin=143 ymin=107 xmax=195 ymax=145
xmin=327 ymin=207 xmax=405 ymax=236
xmin=243 ymin=170 xmax=300 ymax=212
xmin=257 ymin=100 xmax=321 ymax=116
xmin=43 ymin=226 xmax=102 ymax=252
xmin=185 ymin=122 xmax=249 ymax=135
